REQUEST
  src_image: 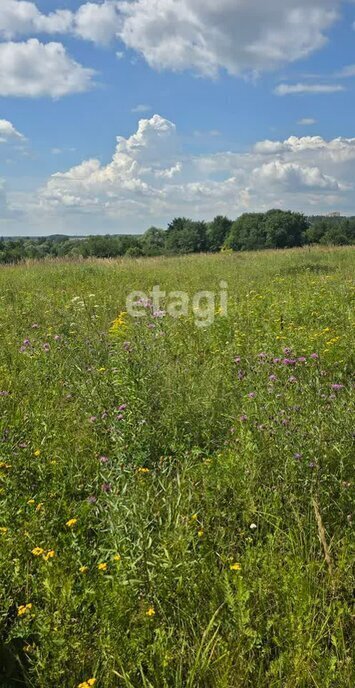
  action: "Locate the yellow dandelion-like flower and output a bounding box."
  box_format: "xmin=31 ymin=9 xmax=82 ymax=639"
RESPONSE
xmin=87 ymin=680 xmax=96 ymax=687
xmin=44 ymin=550 xmax=55 ymax=561
xmin=79 ymin=566 xmax=88 ymax=574
xmin=109 ymin=311 xmax=128 ymax=334
xmin=35 ymin=503 xmax=43 ymax=512
xmin=197 ymin=530 xmax=204 ymax=538
xmin=18 ymin=603 xmax=32 ymax=616
xmin=31 ymin=547 xmax=44 ymax=557
xmin=113 ymin=554 xmax=121 ymax=562
xmin=190 ymin=513 xmax=198 ymax=521
xmin=230 ymin=562 xmax=242 ymax=571
xmin=66 ymin=518 xmax=77 ymax=528
xmin=27 ymin=499 xmax=35 ymax=505
xmin=0 ymin=527 xmax=8 ymax=534
xmin=98 ymin=562 xmax=108 ymax=571
xmin=137 ymin=467 xmax=150 ymax=474
xmin=97 ymin=367 xmax=106 ymax=373
xmin=34 ymin=449 xmax=41 ymax=457
xmin=146 ymin=607 xmax=155 ymax=617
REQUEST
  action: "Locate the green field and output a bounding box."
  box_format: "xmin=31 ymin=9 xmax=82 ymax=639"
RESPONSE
xmin=0 ymin=247 xmax=354 ymax=687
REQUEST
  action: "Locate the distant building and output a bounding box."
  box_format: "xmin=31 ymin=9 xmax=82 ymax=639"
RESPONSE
xmin=327 ymin=211 xmax=341 ymax=217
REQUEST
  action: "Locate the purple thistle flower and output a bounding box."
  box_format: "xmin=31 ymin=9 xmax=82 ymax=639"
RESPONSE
xmin=283 ymin=347 xmax=292 ymax=355
xmin=240 ymin=414 xmax=248 ymax=422
xmin=237 ymin=370 xmax=245 ymax=380
xmin=298 ymin=357 xmax=307 ymax=363
xmin=54 ymin=334 xmax=61 ymax=341
xmin=118 ymin=404 xmax=127 ymax=411
xmin=153 ymin=309 xmax=166 ymax=319
xmin=147 ymin=323 xmax=156 ymax=329
xmin=116 ymin=414 xmax=124 ymax=421
xmin=310 ymin=353 xmax=319 ymax=360
xmin=101 ymin=482 xmax=112 ymax=493
xmin=269 ymin=374 xmax=277 ymax=382
xmin=283 ymin=358 xmax=297 ymax=366
xmin=273 ymin=357 xmax=281 ymax=364
xmin=87 ymin=495 xmax=97 ymax=504
xmin=331 ymin=384 xmax=344 ymax=391
xmin=234 ymin=356 xmax=241 ymax=364
xmin=258 ymin=352 xmax=267 ymax=359
xmin=99 ymin=455 xmax=109 ymax=464
xmin=294 ymin=452 xmax=302 ymax=460
xmin=23 ymin=339 xmax=31 ymax=346
xmin=248 ymin=392 xmax=256 ymax=399
xmin=101 ymin=411 xmax=108 ymax=420
xmin=309 ymin=462 xmax=316 ymax=469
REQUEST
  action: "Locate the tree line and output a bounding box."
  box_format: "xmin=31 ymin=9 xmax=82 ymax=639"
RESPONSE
xmin=0 ymin=210 xmax=354 ymax=264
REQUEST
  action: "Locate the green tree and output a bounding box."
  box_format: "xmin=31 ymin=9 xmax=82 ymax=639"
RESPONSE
xmin=207 ymin=216 xmax=232 ymax=252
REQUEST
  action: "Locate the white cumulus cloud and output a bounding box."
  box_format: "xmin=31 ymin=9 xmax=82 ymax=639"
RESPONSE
xmin=0 ymin=118 xmax=25 ymax=141
xmin=0 ymin=39 xmax=95 ymax=97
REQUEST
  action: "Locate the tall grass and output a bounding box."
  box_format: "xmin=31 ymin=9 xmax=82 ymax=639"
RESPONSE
xmin=0 ymin=247 xmax=354 ymax=687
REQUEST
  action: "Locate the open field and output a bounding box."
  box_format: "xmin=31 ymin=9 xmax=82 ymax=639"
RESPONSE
xmin=0 ymin=246 xmax=354 ymax=687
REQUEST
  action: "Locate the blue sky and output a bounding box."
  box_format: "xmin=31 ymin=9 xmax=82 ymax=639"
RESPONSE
xmin=1 ymin=0 xmax=355 ymax=235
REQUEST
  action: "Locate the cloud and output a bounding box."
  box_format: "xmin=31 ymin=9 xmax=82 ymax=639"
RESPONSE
xmin=335 ymin=64 xmax=355 ymax=78
xmin=0 ymin=1 xmax=122 ymax=43
xmin=117 ymin=0 xmax=339 ymax=77
xmin=297 ymin=118 xmax=317 ymax=125
xmin=0 ymin=1 xmax=341 ymax=76
xmin=274 ymin=82 xmax=345 ymax=95
xmin=29 ymin=114 xmax=352 ymax=233
xmin=0 ymin=118 xmax=25 ymax=142
xmin=0 ymin=39 xmax=95 ymax=97
xmin=131 ymin=104 xmax=152 ymax=113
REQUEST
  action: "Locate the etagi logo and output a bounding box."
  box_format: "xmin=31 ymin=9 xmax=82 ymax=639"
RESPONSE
xmin=126 ymin=281 xmax=228 ymax=328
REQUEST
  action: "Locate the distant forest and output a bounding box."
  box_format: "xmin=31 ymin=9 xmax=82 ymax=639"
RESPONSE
xmin=1 ymin=210 xmax=354 ymax=263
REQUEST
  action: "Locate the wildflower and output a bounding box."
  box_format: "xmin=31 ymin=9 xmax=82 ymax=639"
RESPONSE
xmin=294 ymin=452 xmax=302 ymax=460
xmin=44 ymin=550 xmax=55 ymax=561
xmin=234 ymin=356 xmax=241 ymax=364
xmin=146 ymin=607 xmax=155 ymax=617
xmin=298 ymin=357 xmax=307 ymax=363
xmin=98 ymin=562 xmax=108 ymax=571
xmin=116 ymin=414 xmax=124 ymax=421
xmin=79 ymin=566 xmax=88 ymax=574
xmin=240 ymin=415 xmax=248 ymax=423
xmin=18 ymin=603 xmax=32 ymax=617
xmin=32 ymin=547 xmax=44 ymax=556
xmin=197 ymin=529 xmax=204 ymax=538
xmin=269 ymin=374 xmax=277 ymax=382
xmin=35 ymin=503 xmax=43 ymax=512
xmin=110 ymin=311 xmax=127 ymax=333
xmin=137 ymin=467 xmax=150 ymax=474
xmin=34 ymin=449 xmax=41 ymax=457
xmin=99 ymin=455 xmax=109 ymax=464
xmin=288 ymin=376 xmax=297 ymax=384
xmin=113 ymin=554 xmax=121 ymax=562
xmin=0 ymin=390 xmax=9 ymax=396
xmin=89 ymin=416 xmax=97 ymax=423
xmin=42 ymin=343 xmax=50 ymax=352
xmin=101 ymin=482 xmax=111 ymax=493
xmin=66 ymin=518 xmax=77 ymax=528
xmin=27 ymin=499 xmax=35 ymax=505
xmin=123 ymin=341 xmax=132 ymax=351
xmin=118 ymin=404 xmax=127 ymax=411
xmin=331 ymin=384 xmax=344 ymax=391
xmin=310 ymin=353 xmax=319 ymax=360
xmin=0 ymin=527 xmax=8 ymax=534
xmin=98 ymin=367 xmax=106 ymax=373
xmin=247 ymin=392 xmax=256 ymax=399
xmin=191 ymin=513 xmax=198 ymax=521
xmin=87 ymin=495 xmax=97 ymax=504
xmin=230 ymin=562 xmax=242 ymax=571
xmin=250 ymin=523 xmax=257 ymax=530
xmin=283 ymin=347 xmax=292 ymax=355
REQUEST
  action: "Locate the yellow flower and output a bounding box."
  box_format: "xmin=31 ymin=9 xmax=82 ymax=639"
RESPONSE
xmin=27 ymin=499 xmax=35 ymax=505
xmin=146 ymin=607 xmax=155 ymax=617
xmin=34 ymin=449 xmax=41 ymax=457
xmin=0 ymin=462 xmax=11 ymax=469
xmin=190 ymin=513 xmax=198 ymax=521
xmin=137 ymin=467 xmax=150 ymax=474
xmin=79 ymin=566 xmax=88 ymax=574
xmin=66 ymin=518 xmax=77 ymax=528
xmin=32 ymin=547 xmax=44 ymax=556
xmin=18 ymin=603 xmax=32 ymax=616
xmin=230 ymin=562 xmax=242 ymax=571
xmin=78 ymin=680 xmax=96 ymax=688
xmin=35 ymin=503 xmax=43 ymax=512
xmin=44 ymin=550 xmax=55 ymax=561
xmin=97 ymin=367 xmax=106 ymax=373
xmin=0 ymin=527 xmax=8 ymax=534
xmin=197 ymin=530 xmax=204 ymax=538
xmin=113 ymin=554 xmax=121 ymax=562
xmin=98 ymin=562 xmax=107 ymax=571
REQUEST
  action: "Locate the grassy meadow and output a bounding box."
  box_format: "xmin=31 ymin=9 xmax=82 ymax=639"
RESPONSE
xmin=0 ymin=246 xmax=354 ymax=687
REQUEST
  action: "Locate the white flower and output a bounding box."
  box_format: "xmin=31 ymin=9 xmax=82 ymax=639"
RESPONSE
xmin=250 ymin=523 xmax=257 ymax=530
